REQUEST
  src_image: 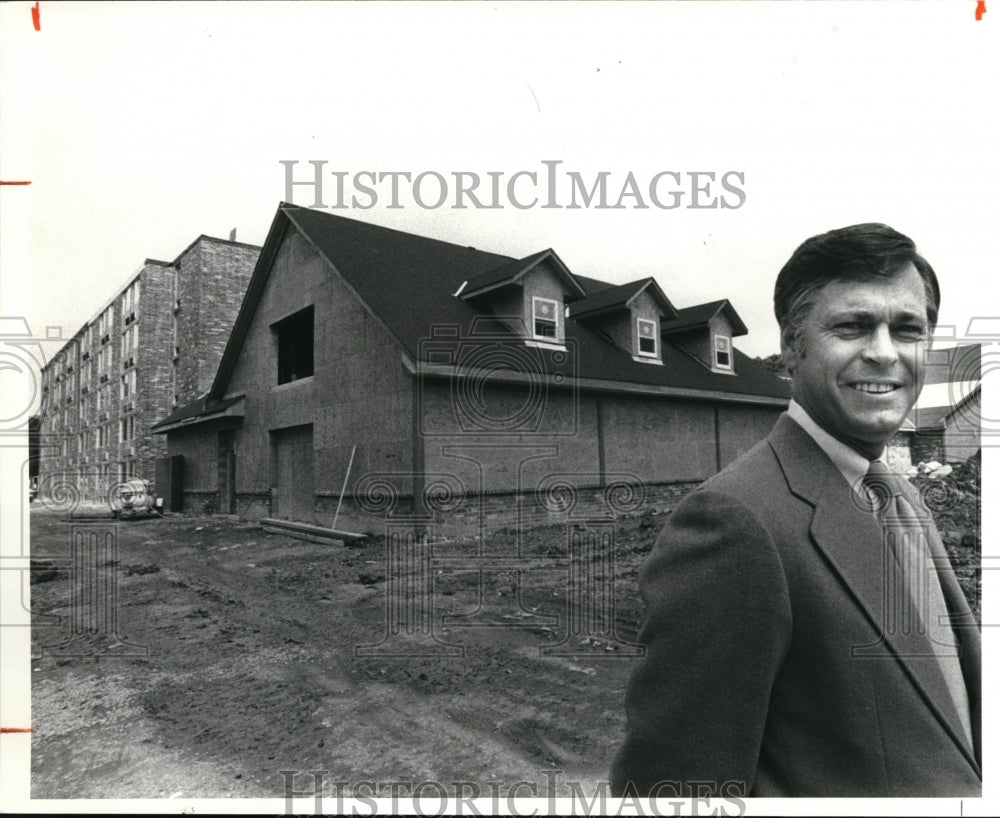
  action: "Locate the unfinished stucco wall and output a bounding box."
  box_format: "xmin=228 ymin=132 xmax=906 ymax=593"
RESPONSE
xmin=417 ymin=381 xmax=785 ymax=514
xmin=717 ymin=402 xmax=785 ymax=466
xmin=218 ymin=228 xmax=415 ymax=522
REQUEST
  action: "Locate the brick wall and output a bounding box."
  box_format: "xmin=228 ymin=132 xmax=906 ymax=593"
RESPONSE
xmin=37 ymin=236 xmax=259 ymax=506
xmin=174 ymin=237 xmax=260 ymax=405
xmin=135 ymin=262 xmax=174 ymax=487
xmin=194 ymin=239 xmax=260 ymax=397
xmin=37 ymin=264 xmax=177 ymax=502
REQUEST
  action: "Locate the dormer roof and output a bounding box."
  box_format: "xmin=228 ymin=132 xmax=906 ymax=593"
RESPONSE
xmin=203 ymin=205 xmax=788 ymax=407
xmin=459 ymin=248 xmax=587 ymax=301
xmin=659 ymin=299 xmax=748 ymax=337
xmin=567 ymin=277 xmax=678 ymax=321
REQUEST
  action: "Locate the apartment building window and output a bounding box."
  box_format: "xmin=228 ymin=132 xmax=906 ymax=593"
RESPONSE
xmin=121 ymin=280 xmax=140 ymax=325
xmin=98 ymin=307 xmax=112 ymax=344
xmin=120 ymin=415 xmax=135 ymax=443
xmin=273 ymin=306 xmax=314 ymax=384
xmin=79 ymin=354 xmax=91 ymax=392
xmin=119 ymin=461 xmax=136 ymax=482
xmin=120 ymin=368 xmax=137 ymax=403
xmin=97 ymin=345 xmax=111 ymax=382
xmin=714 ymin=335 xmax=733 ymax=371
xmin=171 ymin=266 xmax=180 ymax=310
xmin=121 ymin=323 xmax=138 ymax=367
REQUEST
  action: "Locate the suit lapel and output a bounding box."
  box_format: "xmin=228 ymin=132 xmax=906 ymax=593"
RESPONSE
xmin=768 ymin=414 xmax=980 ymax=772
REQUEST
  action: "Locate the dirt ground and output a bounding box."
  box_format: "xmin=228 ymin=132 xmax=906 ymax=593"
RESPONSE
xmin=28 ymin=507 xmax=659 ymax=800
xmin=27 ymin=471 xmax=980 ymax=801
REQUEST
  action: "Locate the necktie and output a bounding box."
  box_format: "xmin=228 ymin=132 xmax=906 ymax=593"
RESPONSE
xmin=863 ymin=460 xmax=973 ymax=747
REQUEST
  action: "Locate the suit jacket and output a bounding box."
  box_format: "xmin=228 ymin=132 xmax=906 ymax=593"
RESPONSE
xmin=611 ymin=413 xmax=981 ymax=797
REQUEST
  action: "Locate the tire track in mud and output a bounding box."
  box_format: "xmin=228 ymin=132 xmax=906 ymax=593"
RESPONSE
xmin=30 ymin=512 xmax=652 ymax=798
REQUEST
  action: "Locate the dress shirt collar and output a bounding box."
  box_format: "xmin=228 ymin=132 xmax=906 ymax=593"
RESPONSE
xmin=786 ymin=399 xmax=883 ymax=490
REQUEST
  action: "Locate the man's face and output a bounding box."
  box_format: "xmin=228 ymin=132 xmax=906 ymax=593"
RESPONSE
xmin=782 ymin=263 xmax=930 ymax=458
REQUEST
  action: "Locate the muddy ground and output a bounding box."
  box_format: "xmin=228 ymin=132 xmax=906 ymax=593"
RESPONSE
xmin=27 ymin=474 xmax=979 ymax=800
xmin=28 ymin=507 xmax=660 ymax=799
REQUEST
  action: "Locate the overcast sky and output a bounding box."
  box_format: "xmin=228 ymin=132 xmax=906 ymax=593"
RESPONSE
xmin=3 ymin=1 xmax=997 ymax=364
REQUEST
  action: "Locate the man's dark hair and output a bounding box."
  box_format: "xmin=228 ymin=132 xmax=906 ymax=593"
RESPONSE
xmin=774 ymin=223 xmax=940 ymax=352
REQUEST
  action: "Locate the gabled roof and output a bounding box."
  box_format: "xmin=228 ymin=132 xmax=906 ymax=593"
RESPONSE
xmin=459 ymin=248 xmax=588 ymax=301
xmin=151 ymin=393 xmax=244 ymax=433
xmin=659 ymin=299 xmax=749 ymax=337
xmin=567 ymin=278 xmax=678 ymax=321
xmin=205 ymin=205 xmax=788 ymax=406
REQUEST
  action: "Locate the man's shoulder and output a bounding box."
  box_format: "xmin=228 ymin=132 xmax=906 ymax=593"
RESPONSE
xmin=700 ymin=436 xmax=785 ymax=497
xmin=695 ymin=413 xmax=830 ymax=503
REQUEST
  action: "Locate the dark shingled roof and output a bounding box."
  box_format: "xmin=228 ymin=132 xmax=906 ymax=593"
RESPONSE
xmin=204 ymin=205 xmax=789 ymax=405
xmin=660 ymin=299 xmax=749 ymax=337
xmin=567 ymin=278 xmax=678 ymax=321
xmin=460 ymin=249 xmax=586 ymax=300
xmin=151 ymin=393 xmax=242 ymax=431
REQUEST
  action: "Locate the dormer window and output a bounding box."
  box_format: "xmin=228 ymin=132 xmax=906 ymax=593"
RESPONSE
xmin=714 ymin=335 xmax=732 ymax=371
xmin=458 ymin=250 xmax=584 ymax=350
xmin=532 ymin=297 xmax=560 ymax=341
xmin=637 ymin=318 xmax=658 ymax=358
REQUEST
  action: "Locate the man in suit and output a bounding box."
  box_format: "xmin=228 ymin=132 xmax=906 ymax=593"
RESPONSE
xmin=611 ymin=223 xmax=981 ymax=797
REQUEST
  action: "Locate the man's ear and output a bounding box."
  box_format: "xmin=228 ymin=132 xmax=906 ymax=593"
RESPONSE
xmin=779 ymin=327 xmax=799 ymax=377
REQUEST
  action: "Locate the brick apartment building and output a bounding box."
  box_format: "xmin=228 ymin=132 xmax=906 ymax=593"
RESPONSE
xmin=36 ymin=235 xmax=260 ymax=503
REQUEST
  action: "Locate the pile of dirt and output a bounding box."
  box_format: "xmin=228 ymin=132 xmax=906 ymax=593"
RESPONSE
xmin=912 ymin=457 xmax=981 ymax=620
